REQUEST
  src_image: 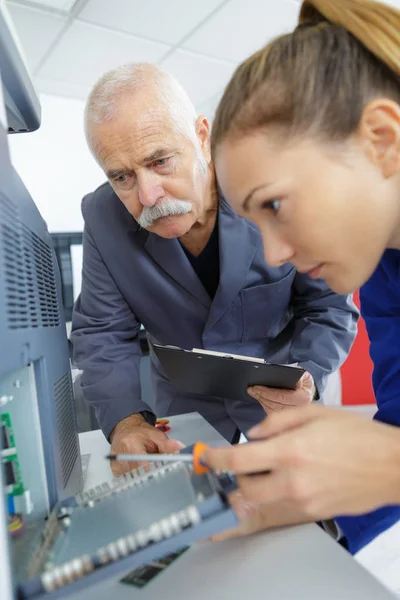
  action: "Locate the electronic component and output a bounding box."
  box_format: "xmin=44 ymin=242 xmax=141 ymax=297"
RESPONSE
xmin=1 ymin=413 xmax=15 ymax=452
xmin=8 ymin=514 xmax=24 ymax=537
xmin=120 ymin=547 xmax=189 ymax=588
xmin=16 ymin=460 xmax=237 ymax=599
xmin=1 ymin=421 xmax=10 ymax=449
xmin=1 ymin=413 xmax=24 ymax=497
xmin=4 ymin=460 xmax=16 ymax=486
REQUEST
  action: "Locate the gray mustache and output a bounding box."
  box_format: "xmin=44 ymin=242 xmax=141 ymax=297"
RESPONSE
xmin=137 ymin=198 xmax=192 ymax=228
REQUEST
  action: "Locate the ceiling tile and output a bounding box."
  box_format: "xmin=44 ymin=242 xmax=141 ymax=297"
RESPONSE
xmin=6 ymin=2 xmax=67 ymax=73
xmin=382 ymin=0 xmax=400 ymax=7
xmin=184 ymin=0 xmax=300 ymax=63
xmin=16 ymin=0 xmax=77 ymax=11
xmin=34 ymin=76 xmax=90 ymax=100
xmin=161 ymin=49 xmax=235 ymax=107
xmin=197 ymin=90 xmax=224 ymax=122
xmin=78 ymin=0 xmax=224 ymax=45
xmin=37 ymin=20 xmax=171 ymax=89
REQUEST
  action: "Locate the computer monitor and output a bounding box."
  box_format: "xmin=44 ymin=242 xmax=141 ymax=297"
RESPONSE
xmin=0 ymin=5 xmax=82 ymax=598
xmin=0 ymin=2 xmax=40 ymax=133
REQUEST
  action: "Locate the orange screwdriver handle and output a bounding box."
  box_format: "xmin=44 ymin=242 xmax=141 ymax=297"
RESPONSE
xmin=192 ymin=442 xmax=210 ymax=475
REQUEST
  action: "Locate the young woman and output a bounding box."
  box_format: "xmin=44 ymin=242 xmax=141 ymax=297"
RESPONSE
xmin=203 ymin=0 xmax=400 ymax=565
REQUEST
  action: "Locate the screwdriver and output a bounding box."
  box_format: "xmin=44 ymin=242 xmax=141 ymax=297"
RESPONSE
xmin=106 ymin=441 xmax=210 ymax=475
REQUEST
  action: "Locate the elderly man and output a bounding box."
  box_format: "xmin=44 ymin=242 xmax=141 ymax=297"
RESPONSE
xmin=71 ymin=63 xmax=357 ymax=475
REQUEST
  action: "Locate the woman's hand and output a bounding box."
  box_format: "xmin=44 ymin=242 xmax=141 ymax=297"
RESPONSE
xmin=207 ymin=493 xmax=312 ymax=542
xmin=203 ymin=405 xmax=400 ymax=521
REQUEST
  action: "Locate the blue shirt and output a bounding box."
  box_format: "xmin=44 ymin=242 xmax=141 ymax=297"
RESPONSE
xmin=336 ymin=249 xmax=400 ymax=553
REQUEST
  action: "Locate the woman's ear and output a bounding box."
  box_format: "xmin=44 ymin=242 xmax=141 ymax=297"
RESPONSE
xmin=358 ymin=99 xmax=400 ymax=178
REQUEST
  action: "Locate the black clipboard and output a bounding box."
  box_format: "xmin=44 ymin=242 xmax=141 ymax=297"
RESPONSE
xmin=153 ymin=344 xmax=305 ymax=403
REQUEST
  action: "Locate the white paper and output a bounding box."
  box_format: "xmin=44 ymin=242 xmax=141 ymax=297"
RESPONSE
xmin=192 ymin=348 xmax=265 ymax=364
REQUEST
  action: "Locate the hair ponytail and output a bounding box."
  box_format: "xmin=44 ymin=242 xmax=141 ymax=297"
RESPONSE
xmin=212 ymin=0 xmax=400 ymax=154
xmin=300 ymin=0 xmax=400 ymax=74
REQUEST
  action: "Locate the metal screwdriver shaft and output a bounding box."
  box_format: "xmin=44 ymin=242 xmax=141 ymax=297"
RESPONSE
xmin=106 ymin=442 xmax=210 ymax=475
xmin=106 ymin=453 xmax=193 ymax=463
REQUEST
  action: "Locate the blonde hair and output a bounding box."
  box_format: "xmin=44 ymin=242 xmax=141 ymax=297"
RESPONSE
xmin=211 ymin=0 xmax=400 ymax=152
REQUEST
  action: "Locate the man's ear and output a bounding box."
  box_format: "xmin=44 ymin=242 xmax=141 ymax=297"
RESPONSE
xmin=196 ymin=115 xmax=212 ymax=163
xmin=358 ymin=99 xmax=400 ymax=179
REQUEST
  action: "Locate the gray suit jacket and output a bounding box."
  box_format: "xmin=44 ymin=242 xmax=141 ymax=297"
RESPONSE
xmin=71 ymin=183 xmax=358 ymax=441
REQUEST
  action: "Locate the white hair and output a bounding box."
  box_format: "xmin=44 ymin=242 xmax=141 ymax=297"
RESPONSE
xmin=84 ymin=63 xmax=198 ymax=145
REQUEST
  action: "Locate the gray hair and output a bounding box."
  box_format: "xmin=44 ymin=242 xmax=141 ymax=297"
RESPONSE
xmin=84 ymin=63 xmax=198 ymax=145
xmin=137 ymin=198 xmax=192 ymax=229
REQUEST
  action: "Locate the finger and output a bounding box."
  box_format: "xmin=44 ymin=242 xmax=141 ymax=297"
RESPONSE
xmin=236 ymin=472 xmax=287 ymax=505
xmin=111 ymin=461 xmax=125 ymax=476
xmin=247 ymin=390 xmax=285 ymax=408
xmin=202 ymin=437 xmax=282 ymax=475
xmin=110 ymin=436 xmax=161 ymax=471
xmin=249 ymin=385 xmax=309 ymax=407
xmin=249 ymin=385 xmax=295 ymax=404
xmin=207 ymin=493 xmax=261 ymax=542
xmin=256 ymin=400 xmax=287 ymax=413
xmin=247 ymin=404 xmax=325 ymax=439
xmin=248 ymin=385 xmax=288 ymax=402
xmin=249 ymin=370 xmax=314 ymax=402
xmin=235 ymin=495 xmax=312 ymax=530
xmin=145 ymin=429 xmax=168 ymax=448
xmin=299 ymin=371 xmax=313 ymax=387
xmin=298 ymin=372 xmax=316 ymax=398
xmin=265 ymin=394 xmax=311 ymax=409
xmin=160 ymin=439 xmax=185 ymax=454
xmin=208 ymin=526 xmax=246 ymax=542
xmin=229 ymin=490 xmax=259 ymax=520
xmin=110 ymin=459 xmax=142 ymax=477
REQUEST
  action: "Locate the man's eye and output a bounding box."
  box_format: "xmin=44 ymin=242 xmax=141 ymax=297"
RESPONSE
xmin=114 ymin=174 xmax=134 ymax=189
xmin=154 ymin=157 xmax=170 ymax=167
xmin=261 ymin=199 xmax=281 ymax=214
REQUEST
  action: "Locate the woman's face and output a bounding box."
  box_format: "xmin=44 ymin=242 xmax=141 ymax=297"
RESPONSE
xmin=215 ymin=131 xmax=400 ymax=294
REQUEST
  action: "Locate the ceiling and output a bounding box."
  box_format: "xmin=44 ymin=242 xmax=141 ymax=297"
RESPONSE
xmin=5 ymin=0 xmax=303 ymax=120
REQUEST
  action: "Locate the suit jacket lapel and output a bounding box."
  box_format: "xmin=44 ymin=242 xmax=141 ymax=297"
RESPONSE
xmin=127 ymin=195 xmax=259 ymax=319
xmin=143 ymin=232 xmax=211 ymax=308
xmin=114 ymin=192 xmax=211 ymax=308
xmin=205 ymin=196 xmax=261 ymax=332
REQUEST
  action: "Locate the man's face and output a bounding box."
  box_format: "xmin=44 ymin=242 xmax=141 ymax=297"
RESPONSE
xmin=89 ymin=96 xmax=211 ymax=238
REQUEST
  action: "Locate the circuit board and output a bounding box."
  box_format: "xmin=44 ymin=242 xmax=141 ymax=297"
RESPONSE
xmin=17 ymin=458 xmax=238 ymax=599
xmin=1 ymin=412 xmax=24 ymax=496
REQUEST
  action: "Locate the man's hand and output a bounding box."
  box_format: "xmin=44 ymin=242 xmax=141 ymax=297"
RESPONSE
xmin=109 ymin=414 xmax=184 ymax=476
xmin=247 ymin=371 xmax=315 ymax=412
xmin=203 ymin=405 xmax=400 ymax=521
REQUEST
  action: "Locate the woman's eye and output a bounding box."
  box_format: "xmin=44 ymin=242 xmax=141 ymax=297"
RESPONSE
xmin=262 ymin=199 xmax=281 ymax=214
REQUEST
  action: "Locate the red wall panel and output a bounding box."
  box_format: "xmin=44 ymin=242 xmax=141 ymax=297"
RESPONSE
xmin=340 ymin=291 xmax=376 ymax=405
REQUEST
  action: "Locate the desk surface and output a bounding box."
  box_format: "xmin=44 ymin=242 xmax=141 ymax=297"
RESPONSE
xmin=74 ymin=413 xmax=395 ymax=600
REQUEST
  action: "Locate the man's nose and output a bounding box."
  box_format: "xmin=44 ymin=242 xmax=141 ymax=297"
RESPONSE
xmin=137 ymin=175 xmax=164 ymax=207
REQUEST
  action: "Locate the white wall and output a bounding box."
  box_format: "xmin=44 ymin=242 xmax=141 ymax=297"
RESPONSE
xmin=8 ymin=93 xmax=105 ymax=232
